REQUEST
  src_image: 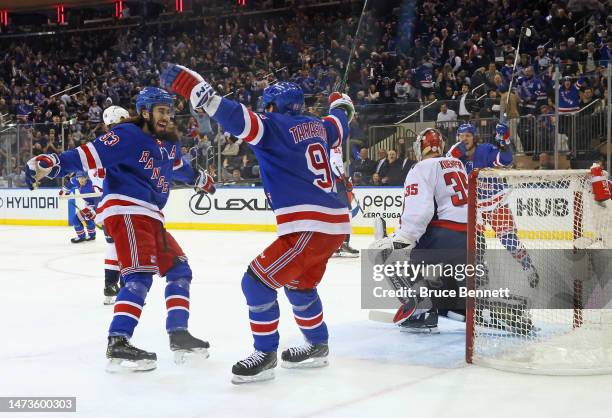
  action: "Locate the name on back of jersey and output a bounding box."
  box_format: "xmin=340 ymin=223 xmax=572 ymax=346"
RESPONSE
xmin=289 ymin=121 xmax=328 ymax=144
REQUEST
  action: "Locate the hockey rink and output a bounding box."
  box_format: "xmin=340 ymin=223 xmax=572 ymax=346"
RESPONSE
xmin=1 ymin=225 xmax=611 ymax=418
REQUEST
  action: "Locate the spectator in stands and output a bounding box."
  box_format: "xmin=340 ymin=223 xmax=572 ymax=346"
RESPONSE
xmin=437 ymin=102 xmax=457 ymax=139
xmin=371 ymin=172 xmax=382 ymax=186
xmin=351 ymin=147 xmax=376 ymax=180
xmin=538 ymin=153 xmax=554 ymax=170
xmin=379 ymin=149 xmax=404 ymax=186
xmin=374 ymin=149 xmax=387 ymax=174
xmin=367 ymin=84 xmax=380 ymax=104
xmin=457 ymin=84 xmax=472 ymax=121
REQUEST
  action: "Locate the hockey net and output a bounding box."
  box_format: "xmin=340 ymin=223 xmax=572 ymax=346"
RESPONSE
xmin=466 ymin=169 xmax=612 ymax=375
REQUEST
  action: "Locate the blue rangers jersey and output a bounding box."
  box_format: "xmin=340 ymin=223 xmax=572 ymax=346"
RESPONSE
xmin=56 ymin=123 xmax=194 ymax=224
xmin=207 ymin=97 xmax=351 ymax=236
xmin=447 ymin=141 xmax=513 ymax=211
xmin=559 ymin=81 xmax=582 ymax=112
xmin=62 ymin=176 xmax=101 ymax=208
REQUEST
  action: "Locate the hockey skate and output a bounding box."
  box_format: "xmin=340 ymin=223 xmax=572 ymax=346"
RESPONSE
xmin=70 ymin=236 xmax=86 ymax=244
xmin=398 ymin=309 xmax=439 ymax=334
xmin=105 ymin=336 xmax=157 ymax=372
xmin=231 ymin=351 xmax=277 ymax=384
xmin=169 ymin=330 xmax=210 ymax=364
xmin=281 ymin=342 xmax=329 ymax=369
xmin=86 ymin=234 xmax=96 ymax=241
xmin=332 ymin=242 xmax=359 ymax=258
xmin=103 ymin=283 xmax=120 ymax=305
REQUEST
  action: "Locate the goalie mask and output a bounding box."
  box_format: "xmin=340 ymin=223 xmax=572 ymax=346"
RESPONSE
xmin=413 ymin=128 xmax=444 ymax=161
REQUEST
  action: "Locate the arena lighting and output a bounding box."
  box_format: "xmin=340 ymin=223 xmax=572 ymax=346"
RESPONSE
xmin=115 ymin=0 xmax=124 ymax=19
xmin=237 ymin=0 xmax=246 ymax=5
xmin=56 ymin=4 xmax=65 ymax=24
xmin=0 ymin=10 xmax=8 ymax=27
xmin=175 ymin=0 xmax=183 ymax=13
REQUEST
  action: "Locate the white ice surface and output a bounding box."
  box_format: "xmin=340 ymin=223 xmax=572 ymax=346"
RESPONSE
xmin=0 ymin=226 xmax=610 ymax=418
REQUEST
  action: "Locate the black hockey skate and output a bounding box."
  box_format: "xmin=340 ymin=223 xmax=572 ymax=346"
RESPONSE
xmin=169 ymin=330 xmax=210 ymax=364
xmin=398 ymin=309 xmax=439 ymax=334
xmin=281 ymin=342 xmax=329 ymax=369
xmin=105 ymin=336 xmax=157 ymax=372
xmin=71 ymin=236 xmax=86 ymax=244
xmin=332 ymin=243 xmax=359 ymax=258
xmin=103 ymin=283 xmax=120 ymax=305
xmin=231 ymin=351 xmax=277 ymax=384
xmin=86 ymin=234 xmax=96 ymax=241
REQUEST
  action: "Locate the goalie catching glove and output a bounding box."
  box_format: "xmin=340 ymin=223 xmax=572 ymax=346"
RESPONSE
xmin=25 ymin=154 xmax=61 ymax=190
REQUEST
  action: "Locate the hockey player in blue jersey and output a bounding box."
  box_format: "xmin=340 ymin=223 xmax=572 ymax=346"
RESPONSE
xmin=448 ymin=123 xmax=539 ymax=287
xmin=161 ymin=64 xmax=353 ymax=384
xmin=60 ymin=171 xmax=101 ymax=243
xmin=25 ymin=87 xmax=216 ymax=371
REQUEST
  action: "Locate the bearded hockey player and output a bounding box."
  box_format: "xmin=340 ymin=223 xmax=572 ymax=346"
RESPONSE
xmin=25 ymin=87 xmax=215 ymax=372
xmin=161 ymin=64 xmax=352 ymax=384
xmin=448 ymin=123 xmax=539 ymax=288
xmin=370 ymin=128 xmax=468 ymax=333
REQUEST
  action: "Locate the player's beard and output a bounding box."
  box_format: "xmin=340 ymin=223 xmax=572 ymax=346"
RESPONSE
xmin=147 ymin=117 xmax=179 ymax=142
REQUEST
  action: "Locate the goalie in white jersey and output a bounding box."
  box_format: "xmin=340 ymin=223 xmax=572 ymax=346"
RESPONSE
xmin=370 ymin=128 xmax=468 ymax=333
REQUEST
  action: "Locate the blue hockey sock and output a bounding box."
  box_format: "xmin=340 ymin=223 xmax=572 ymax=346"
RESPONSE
xmin=242 ymin=271 xmax=279 ymax=352
xmin=284 ymin=288 xmax=328 ymax=345
xmin=109 ymin=273 xmax=152 ymax=338
xmin=164 ymin=262 xmax=192 ymax=333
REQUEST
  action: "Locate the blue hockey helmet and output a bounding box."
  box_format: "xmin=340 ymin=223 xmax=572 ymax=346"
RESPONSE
xmin=75 ymin=170 xmax=88 ymax=179
xmin=457 ymin=123 xmax=476 ymax=137
xmin=262 ymin=82 xmax=304 ymax=115
xmin=135 ymin=87 xmax=175 ymax=115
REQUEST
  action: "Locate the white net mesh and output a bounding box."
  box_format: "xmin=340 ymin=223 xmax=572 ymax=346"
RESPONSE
xmin=468 ymin=169 xmax=612 ymax=375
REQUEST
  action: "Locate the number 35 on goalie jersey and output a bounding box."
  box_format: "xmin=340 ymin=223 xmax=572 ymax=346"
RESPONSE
xmin=209 ymin=97 xmax=351 ymax=236
xmin=399 ymin=156 xmax=468 ymax=242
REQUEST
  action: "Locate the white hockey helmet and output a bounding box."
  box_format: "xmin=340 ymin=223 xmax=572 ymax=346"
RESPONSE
xmin=103 ymin=105 xmax=130 ymax=126
xmin=413 ymin=128 xmax=445 ymax=161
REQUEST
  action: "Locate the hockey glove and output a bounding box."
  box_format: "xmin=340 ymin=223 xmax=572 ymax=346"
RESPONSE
xmin=81 ymin=206 xmax=96 ymax=221
xmin=344 ymin=176 xmax=354 ymax=192
xmin=25 ymin=154 xmax=61 ymax=190
xmin=590 ymin=163 xmax=611 ymax=203
xmin=194 ymin=169 xmax=216 ymax=195
xmin=329 ymin=92 xmax=355 ymax=122
xmin=448 ymin=141 xmax=468 ymax=160
xmin=495 ymin=122 xmax=511 ymax=149
xmin=161 ymin=64 xmax=204 ymax=99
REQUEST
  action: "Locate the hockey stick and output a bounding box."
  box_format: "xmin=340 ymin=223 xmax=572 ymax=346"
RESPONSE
xmin=504 ymin=26 xmax=532 ymax=121
xmin=368 ymin=309 xmax=397 ymax=323
xmin=59 ymin=192 xmax=102 ymax=200
xmin=340 ymin=0 xmax=370 ymax=92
